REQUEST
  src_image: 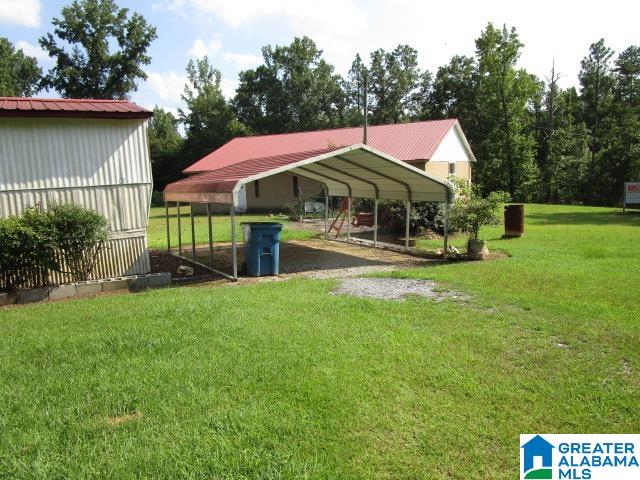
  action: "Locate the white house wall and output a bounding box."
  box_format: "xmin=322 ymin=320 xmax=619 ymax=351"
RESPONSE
xmin=0 ymin=117 xmax=152 ymax=278
xmin=429 ymin=128 xmax=472 ymax=164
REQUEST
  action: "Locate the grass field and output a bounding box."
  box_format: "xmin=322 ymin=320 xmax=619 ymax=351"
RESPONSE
xmin=147 ymin=205 xmax=316 ymax=249
xmin=1 ymin=204 xmax=639 ymax=479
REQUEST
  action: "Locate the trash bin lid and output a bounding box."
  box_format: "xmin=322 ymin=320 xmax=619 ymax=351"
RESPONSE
xmin=240 ymin=222 xmax=283 ymax=229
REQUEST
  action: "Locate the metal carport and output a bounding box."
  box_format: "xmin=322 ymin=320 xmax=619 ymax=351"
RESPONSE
xmin=163 ymin=143 xmax=454 ymax=280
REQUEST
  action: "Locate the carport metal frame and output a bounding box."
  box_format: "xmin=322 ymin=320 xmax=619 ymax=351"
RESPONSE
xmin=164 ymin=144 xmax=455 ymax=281
xmin=165 ymin=201 xmax=238 ymax=281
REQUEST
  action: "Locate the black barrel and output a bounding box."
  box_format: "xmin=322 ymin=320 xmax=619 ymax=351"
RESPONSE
xmin=504 ymin=204 xmax=524 ymax=237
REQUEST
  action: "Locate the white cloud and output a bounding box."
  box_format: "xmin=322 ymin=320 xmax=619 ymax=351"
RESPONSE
xmin=222 ymin=52 xmax=260 ymax=70
xmin=0 ymin=0 xmax=41 ymax=27
xmin=154 ymin=0 xmax=366 ymax=73
xmin=220 ymin=78 xmax=239 ymax=99
xmin=145 ymin=71 xmax=188 ymax=102
xmin=16 ymin=40 xmax=49 ymax=62
xmin=188 ymin=35 xmax=223 ymax=57
xmin=155 ymin=0 xmax=638 ymax=89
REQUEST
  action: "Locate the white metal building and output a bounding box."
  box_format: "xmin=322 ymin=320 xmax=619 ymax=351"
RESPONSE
xmin=0 ymin=97 xmax=154 ymax=281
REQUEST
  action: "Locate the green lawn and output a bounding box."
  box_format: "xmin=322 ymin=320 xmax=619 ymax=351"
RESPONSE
xmin=147 ymin=205 xmax=316 ymax=249
xmin=1 ymin=204 xmax=639 ymax=479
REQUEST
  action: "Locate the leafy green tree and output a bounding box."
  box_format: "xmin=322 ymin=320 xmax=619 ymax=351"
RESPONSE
xmin=410 ymin=71 xmax=433 ymax=120
xmin=578 ymin=39 xmax=615 ymax=202
xmin=614 ymin=46 xmax=640 ymax=108
xmin=149 ymin=107 xmax=184 ymax=190
xmin=596 ymin=45 xmax=640 ymax=203
xmin=233 ymin=37 xmax=344 ymax=134
xmin=342 ymin=53 xmax=368 ymax=127
xmin=546 ymin=89 xmax=591 ymax=203
xmin=39 ymin=0 xmax=157 ymax=99
xmin=473 ymin=23 xmax=540 ymax=200
xmin=180 ymin=57 xmax=248 ymax=163
xmin=427 ymin=55 xmax=482 ymax=158
xmin=367 ymin=44 xmax=421 ymax=124
xmin=428 ymin=55 xmax=477 ymax=120
xmin=0 ymin=38 xmax=42 ymax=96
xmin=530 ymin=63 xmax=560 ymax=202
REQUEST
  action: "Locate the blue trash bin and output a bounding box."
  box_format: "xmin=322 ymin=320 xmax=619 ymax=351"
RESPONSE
xmin=241 ymin=222 xmax=283 ymax=276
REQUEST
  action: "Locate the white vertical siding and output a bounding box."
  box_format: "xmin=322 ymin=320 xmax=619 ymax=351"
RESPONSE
xmin=0 ymin=117 xmax=153 ymax=279
xmin=429 ymin=128 xmax=473 ymax=164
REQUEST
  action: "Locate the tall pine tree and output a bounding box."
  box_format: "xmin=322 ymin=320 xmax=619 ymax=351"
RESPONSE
xmin=474 ymin=24 xmax=539 ymax=200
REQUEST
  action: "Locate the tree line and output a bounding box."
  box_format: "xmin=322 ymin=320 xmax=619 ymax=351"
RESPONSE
xmin=0 ymin=0 xmax=638 ymax=205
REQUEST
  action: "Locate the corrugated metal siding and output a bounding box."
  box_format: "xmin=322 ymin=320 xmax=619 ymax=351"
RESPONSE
xmin=46 ymin=235 xmax=149 ymax=284
xmin=0 ymin=118 xmax=151 ymax=190
xmin=0 ymin=185 xmax=151 ymax=231
xmin=0 ymin=117 xmax=152 ymax=280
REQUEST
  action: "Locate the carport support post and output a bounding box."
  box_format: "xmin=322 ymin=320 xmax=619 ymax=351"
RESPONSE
xmin=405 ymin=200 xmax=411 ymax=249
xmin=177 ymin=202 xmax=182 ymax=257
xmin=230 ymin=206 xmax=238 ymax=280
xmin=324 ymin=193 xmax=329 ymax=240
xmin=207 ymin=203 xmax=213 ymax=268
xmin=373 ymin=198 xmax=379 ymax=247
xmin=190 ymin=204 xmax=196 ymax=261
xmin=347 ymin=197 xmax=352 ymax=241
xmin=443 ymin=202 xmax=449 ymax=259
xmin=165 ymin=201 xmax=170 ymax=252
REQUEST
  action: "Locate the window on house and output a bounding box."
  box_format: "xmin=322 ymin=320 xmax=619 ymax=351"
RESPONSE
xmin=449 ymin=162 xmax=456 ymax=175
xmin=254 ymin=180 xmax=260 ymax=198
xmin=293 ymin=176 xmax=299 ymax=197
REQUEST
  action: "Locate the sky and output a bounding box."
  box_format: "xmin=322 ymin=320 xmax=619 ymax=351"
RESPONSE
xmin=1 ymin=0 xmax=638 ymax=116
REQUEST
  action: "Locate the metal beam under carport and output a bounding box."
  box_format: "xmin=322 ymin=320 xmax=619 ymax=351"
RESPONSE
xmin=164 ymin=143 xmax=455 ymax=281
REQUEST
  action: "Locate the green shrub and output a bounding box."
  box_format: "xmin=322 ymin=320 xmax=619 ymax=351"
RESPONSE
xmin=355 ymin=199 xmax=445 ymax=235
xmin=46 ymin=203 xmax=109 ymax=282
xmin=449 ymin=186 xmax=511 ymax=242
xmin=0 ymin=203 xmax=109 ymax=290
xmin=0 ymin=209 xmax=58 ymax=291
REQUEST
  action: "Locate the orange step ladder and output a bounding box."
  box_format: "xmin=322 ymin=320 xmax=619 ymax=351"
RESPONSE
xmin=327 ymin=197 xmax=351 ymax=238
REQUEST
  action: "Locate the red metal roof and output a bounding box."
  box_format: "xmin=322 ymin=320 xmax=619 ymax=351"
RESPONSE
xmin=184 ymin=119 xmax=459 ymax=173
xmin=0 ymin=97 xmax=153 ymax=119
xmin=166 ymin=148 xmax=338 ymax=194
xmin=165 ymin=144 xmax=451 ymax=205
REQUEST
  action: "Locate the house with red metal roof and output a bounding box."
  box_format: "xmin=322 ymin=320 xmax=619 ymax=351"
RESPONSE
xmin=0 ymin=97 xmax=154 ymax=281
xmin=184 ymin=119 xmax=474 ymax=212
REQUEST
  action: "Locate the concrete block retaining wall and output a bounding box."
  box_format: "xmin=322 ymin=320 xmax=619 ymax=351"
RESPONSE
xmin=0 ymin=272 xmax=171 ymax=306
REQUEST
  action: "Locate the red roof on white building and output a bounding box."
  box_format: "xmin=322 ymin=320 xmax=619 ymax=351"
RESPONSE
xmin=0 ymin=97 xmax=152 ymax=119
xmin=185 ymin=119 xmax=461 ymax=173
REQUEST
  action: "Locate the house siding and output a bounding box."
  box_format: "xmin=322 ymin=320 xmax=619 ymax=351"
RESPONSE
xmin=425 ymin=161 xmax=451 ymax=180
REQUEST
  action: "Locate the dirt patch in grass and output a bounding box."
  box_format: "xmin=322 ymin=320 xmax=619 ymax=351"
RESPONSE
xmin=106 ymin=410 xmax=142 ymax=426
xmin=149 ymin=250 xmax=212 ymax=277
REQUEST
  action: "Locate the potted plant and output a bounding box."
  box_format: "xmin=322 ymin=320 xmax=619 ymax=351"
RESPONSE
xmin=449 ymin=186 xmax=510 ymax=260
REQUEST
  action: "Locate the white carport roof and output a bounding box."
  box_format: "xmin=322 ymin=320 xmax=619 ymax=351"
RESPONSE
xmin=164 ymin=144 xmax=454 ymax=205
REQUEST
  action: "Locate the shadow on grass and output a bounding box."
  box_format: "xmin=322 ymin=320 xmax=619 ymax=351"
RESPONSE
xmin=189 ymin=241 xmax=405 ymax=276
